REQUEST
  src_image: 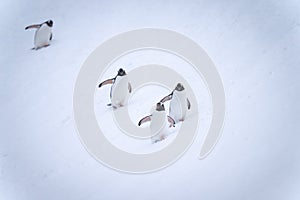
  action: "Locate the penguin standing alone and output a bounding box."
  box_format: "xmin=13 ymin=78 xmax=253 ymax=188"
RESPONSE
xmin=25 ymin=20 xmax=53 ymax=50
xmin=160 ymin=83 xmax=191 ymax=122
xmin=138 ymin=102 xmax=175 ymax=143
xmin=98 ymin=68 xmax=132 ymax=109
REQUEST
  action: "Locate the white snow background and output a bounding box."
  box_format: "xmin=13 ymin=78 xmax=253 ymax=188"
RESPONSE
xmin=0 ymin=0 xmax=300 ymax=199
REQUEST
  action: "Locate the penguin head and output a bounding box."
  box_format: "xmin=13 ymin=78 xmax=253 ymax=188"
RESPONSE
xmin=45 ymin=20 xmax=53 ymax=27
xmin=156 ymin=102 xmax=165 ymax=111
xmin=117 ymin=68 xmax=126 ymax=76
xmin=175 ymin=83 xmax=185 ymax=91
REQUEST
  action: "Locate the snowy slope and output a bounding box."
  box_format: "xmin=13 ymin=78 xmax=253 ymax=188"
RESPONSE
xmin=1 ymin=0 xmax=300 ymax=200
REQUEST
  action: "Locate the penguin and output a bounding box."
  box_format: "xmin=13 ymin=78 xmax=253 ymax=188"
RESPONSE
xmin=98 ymin=68 xmax=132 ymax=109
xmin=25 ymin=20 xmax=53 ymax=50
xmin=160 ymin=83 xmax=191 ymax=122
xmin=138 ymin=102 xmax=175 ymax=143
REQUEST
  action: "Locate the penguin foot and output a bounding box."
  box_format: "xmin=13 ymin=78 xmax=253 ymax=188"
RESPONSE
xmin=111 ymin=104 xmax=119 ymax=110
xmin=152 ymin=136 xmax=166 ymax=143
xmin=32 ymin=44 xmax=50 ymax=50
xmin=152 ymin=139 xmax=160 ymax=144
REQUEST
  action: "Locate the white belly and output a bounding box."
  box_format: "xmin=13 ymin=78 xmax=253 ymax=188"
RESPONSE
xmin=34 ymin=24 xmax=51 ymax=48
xmin=111 ymin=75 xmax=130 ymax=107
xmin=150 ymin=110 xmax=169 ymax=143
xmin=169 ymin=90 xmax=188 ymax=122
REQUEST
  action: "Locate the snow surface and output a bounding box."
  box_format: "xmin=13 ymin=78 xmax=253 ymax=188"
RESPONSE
xmin=1 ymin=0 xmax=300 ymax=199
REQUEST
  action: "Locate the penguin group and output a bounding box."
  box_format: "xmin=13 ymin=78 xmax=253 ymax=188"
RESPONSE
xmin=98 ymin=68 xmax=191 ymax=143
xmin=24 ymin=20 xmax=191 ymax=143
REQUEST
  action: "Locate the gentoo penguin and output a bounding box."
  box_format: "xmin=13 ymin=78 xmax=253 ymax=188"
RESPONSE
xmin=160 ymin=83 xmax=191 ymax=122
xmin=138 ymin=102 xmax=175 ymax=143
xmin=25 ymin=20 xmax=53 ymax=50
xmin=98 ymin=68 xmax=132 ymax=109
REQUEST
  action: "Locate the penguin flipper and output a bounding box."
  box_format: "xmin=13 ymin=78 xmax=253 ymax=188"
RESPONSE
xmin=187 ymin=98 xmax=191 ymax=110
xmin=25 ymin=24 xmax=41 ymax=30
xmin=138 ymin=115 xmax=152 ymax=126
xmin=99 ymin=78 xmax=114 ymax=88
xmin=50 ymin=33 xmax=53 ymax=40
xmin=160 ymin=92 xmax=173 ymax=103
xmin=167 ymin=116 xmax=176 ymax=127
xmin=128 ymin=82 xmax=132 ymax=93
